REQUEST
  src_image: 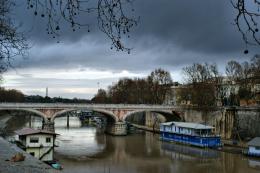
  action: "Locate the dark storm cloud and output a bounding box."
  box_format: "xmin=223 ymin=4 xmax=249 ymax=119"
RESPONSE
xmin=133 ymin=0 xmax=241 ymax=53
xmin=14 ymin=0 xmax=101 ymax=43
xmin=12 ymin=38 xmax=157 ymax=71
xmin=13 ymin=0 xmax=259 ymax=71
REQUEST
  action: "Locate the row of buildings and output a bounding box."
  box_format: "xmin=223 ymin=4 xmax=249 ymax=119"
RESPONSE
xmin=164 ymin=77 xmax=260 ymax=106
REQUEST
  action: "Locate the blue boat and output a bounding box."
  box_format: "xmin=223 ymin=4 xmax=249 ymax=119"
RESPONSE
xmin=160 ymin=122 xmax=221 ymax=148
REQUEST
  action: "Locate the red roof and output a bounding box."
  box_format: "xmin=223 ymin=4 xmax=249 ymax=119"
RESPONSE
xmin=15 ymin=128 xmax=58 ymax=136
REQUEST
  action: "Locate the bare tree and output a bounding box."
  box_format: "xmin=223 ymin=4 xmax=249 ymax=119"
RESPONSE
xmin=26 ymin=0 xmax=138 ymax=52
xmin=231 ymin=0 xmax=260 ymax=52
xmin=148 ymin=68 xmax=173 ymax=104
xmin=0 ymin=59 xmax=6 ymax=83
xmin=225 ymin=60 xmax=243 ymax=81
xmin=250 ymin=54 xmax=260 ymax=77
xmin=91 ymin=68 xmax=173 ymax=104
xmin=92 ymin=88 xmax=108 ymax=103
xmin=183 ymin=63 xmax=219 ymax=83
xmin=225 ymin=57 xmax=260 ymax=105
xmin=0 ymin=0 xmax=28 ymax=75
xmin=182 ymin=63 xmax=219 ymax=107
xmin=0 ymin=87 xmax=25 ymax=102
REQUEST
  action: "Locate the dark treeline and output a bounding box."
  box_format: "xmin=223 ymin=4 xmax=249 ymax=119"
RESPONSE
xmin=0 ymin=87 xmax=25 ymax=102
xmin=0 ymin=87 xmax=90 ymax=103
xmin=24 ymin=95 xmax=91 ymax=103
xmin=91 ymin=68 xmax=173 ymax=104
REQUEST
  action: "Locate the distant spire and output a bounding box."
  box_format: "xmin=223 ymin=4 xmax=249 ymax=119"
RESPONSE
xmin=46 ymin=87 xmax=48 ymax=97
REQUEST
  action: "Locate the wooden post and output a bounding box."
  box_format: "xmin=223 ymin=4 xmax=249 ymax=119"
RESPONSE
xmin=29 ymin=114 xmax=32 ymax=128
xmin=67 ymin=114 xmax=70 ymax=128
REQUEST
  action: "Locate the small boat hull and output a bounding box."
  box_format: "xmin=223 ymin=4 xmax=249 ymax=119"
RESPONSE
xmin=45 ymin=161 xmax=63 ymax=170
xmin=160 ymin=132 xmax=221 ymax=148
xmin=51 ymin=163 xmax=62 ymax=170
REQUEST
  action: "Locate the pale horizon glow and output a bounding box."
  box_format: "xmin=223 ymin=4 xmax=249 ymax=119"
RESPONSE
xmin=2 ymin=68 xmax=183 ymax=99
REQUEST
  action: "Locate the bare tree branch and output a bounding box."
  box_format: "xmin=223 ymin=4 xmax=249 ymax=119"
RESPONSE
xmin=0 ymin=0 xmax=28 ymax=76
xmin=27 ymin=0 xmax=138 ymax=52
xmin=231 ymin=0 xmax=260 ymax=51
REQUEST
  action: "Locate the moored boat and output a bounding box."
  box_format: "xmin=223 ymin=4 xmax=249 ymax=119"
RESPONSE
xmin=45 ymin=160 xmax=63 ymax=170
xmin=160 ymin=121 xmax=221 ymax=148
xmin=244 ymin=137 xmax=260 ymax=157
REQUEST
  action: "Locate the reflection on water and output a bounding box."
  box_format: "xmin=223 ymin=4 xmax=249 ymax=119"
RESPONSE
xmin=55 ymin=127 xmax=106 ymax=158
xmin=2 ymin=115 xmax=260 ymax=173
xmin=248 ymin=159 xmax=260 ymax=170
xmin=55 ymin=117 xmax=82 ymax=128
xmin=161 ymin=142 xmax=220 ymax=159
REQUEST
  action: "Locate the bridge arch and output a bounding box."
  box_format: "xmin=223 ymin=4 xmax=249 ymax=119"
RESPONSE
xmin=0 ymin=108 xmax=47 ymax=122
xmin=51 ymin=108 xmax=118 ymax=122
xmin=123 ymin=109 xmax=182 ymax=122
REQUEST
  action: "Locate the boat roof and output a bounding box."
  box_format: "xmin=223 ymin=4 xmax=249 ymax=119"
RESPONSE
xmin=15 ymin=128 xmax=58 ymax=136
xmin=247 ymin=137 xmax=260 ymax=147
xmin=160 ymin=121 xmax=214 ymax=130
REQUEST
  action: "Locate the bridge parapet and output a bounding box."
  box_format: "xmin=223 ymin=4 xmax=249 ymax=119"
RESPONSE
xmin=0 ymin=103 xmax=179 ymax=110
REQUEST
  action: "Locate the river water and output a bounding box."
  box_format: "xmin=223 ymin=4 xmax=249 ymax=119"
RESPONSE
xmin=3 ymin=115 xmax=260 ymax=173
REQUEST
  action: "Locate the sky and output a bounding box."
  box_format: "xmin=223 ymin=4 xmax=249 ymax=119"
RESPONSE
xmin=1 ymin=0 xmax=259 ymax=99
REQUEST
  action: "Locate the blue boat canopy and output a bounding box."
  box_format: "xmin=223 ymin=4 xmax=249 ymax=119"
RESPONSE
xmin=247 ymin=137 xmax=260 ymax=147
xmin=160 ymin=122 xmax=214 ymax=130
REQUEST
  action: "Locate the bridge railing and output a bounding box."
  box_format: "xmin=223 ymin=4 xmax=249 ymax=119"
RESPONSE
xmin=0 ymin=103 xmax=259 ymax=110
xmin=0 ymin=103 xmax=179 ymax=109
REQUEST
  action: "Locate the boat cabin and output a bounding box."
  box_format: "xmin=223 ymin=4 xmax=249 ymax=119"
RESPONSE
xmin=247 ymin=137 xmax=260 ymax=157
xmin=160 ymin=122 xmax=215 ymax=136
xmin=16 ymin=128 xmax=58 ymax=161
xmin=160 ymin=121 xmax=221 ymax=147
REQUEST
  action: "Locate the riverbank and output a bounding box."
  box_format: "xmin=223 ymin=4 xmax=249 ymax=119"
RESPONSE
xmin=0 ymin=137 xmax=57 ymax=173
xmin=131 ymin=123 xmax=249 ymax=154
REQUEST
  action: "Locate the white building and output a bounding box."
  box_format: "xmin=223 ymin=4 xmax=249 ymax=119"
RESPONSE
xmin=16 ymin=128 xmax=58 ymax=161
xmin=247 ymin=137 xmax=260 ymax=157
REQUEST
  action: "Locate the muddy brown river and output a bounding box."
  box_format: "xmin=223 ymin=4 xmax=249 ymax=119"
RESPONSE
xmin=3 ymin=116 xmax=260 ymax=173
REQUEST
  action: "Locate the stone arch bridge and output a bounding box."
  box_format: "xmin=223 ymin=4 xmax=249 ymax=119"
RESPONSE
xmin=0 ymin=103 xmax=184 ymax=135
xmin=0 ymin=103 xmax=184 ymax=121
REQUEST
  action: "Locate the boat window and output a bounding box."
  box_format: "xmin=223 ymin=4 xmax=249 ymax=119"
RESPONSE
xmin=255 ymin=146 xmax=260 ymax=150
xmin=30 ymin=137 xmax=39 ymax=143
xmin=29 ymin=152 xmax=35 ymax=156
